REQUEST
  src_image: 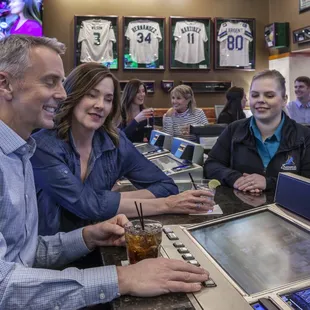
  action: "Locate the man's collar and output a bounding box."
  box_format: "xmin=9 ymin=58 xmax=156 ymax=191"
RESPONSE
xmin=295 ymin=99 xmax=310 ymax=108
xmin=0 ymin=120 xmax=36 ymax=155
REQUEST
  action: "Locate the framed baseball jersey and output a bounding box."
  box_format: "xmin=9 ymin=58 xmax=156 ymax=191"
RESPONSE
xmin=123 ymin=16 xmax=165 ymax=70
xmin=170 ymin=17 xmax=211 ymax=70
xmin=74 ymin=15 xmax=119 ymax=69
xmin=214 ymin=18 xmax=256 ymax=70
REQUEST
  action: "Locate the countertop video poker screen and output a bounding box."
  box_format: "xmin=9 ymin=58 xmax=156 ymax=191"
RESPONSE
xmin=0 ymin=0 xmax=43 ymax=38
xmin=151 ymin=155 xmax=183 ymax=171
xmin=190 ymin=210 xmax=310 ymax=295
xmin=136 ymin=144 xmax=157 ymax=154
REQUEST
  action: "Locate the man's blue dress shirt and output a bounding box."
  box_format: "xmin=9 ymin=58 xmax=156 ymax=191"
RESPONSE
xmin=0 ymin=121 xmax=119 ymax=309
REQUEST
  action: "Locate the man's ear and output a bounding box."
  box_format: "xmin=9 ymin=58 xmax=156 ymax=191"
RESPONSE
xmin=283 ymin=94 xmax=288 ymax=106
xmin=0 ymin=72 xmax=13 ymax=100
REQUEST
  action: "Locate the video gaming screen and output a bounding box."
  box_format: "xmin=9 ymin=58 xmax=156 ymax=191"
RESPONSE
xmin=190 ymin=210 xmax=310 ymax=295
xmin=0 ymin=0 xmax=43 ymax=38
xmin=251 ymin=303 xmax=268 ymax=310
xmin=281 ymin=287 xmax=310 ymax=310
xmin=136 ymin=144 xmax=157 ymax=154
xmin=151 ymin=155 xmax=182 ymax=171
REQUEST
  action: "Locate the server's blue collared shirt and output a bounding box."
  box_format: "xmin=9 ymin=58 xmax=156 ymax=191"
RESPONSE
xmin=250 ymin=116 xmax=285 ymax=168
xmin=287 ymin=99 xmax=310 ymax=124
xmin=0 ymin=121 xmax=119 ymax=309
xmin=31 ymin=128 xmax=178 ymax=235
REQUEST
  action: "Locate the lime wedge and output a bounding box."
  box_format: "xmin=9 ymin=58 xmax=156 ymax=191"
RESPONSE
xmin=209 ymin=179 xmax=221 ymax=190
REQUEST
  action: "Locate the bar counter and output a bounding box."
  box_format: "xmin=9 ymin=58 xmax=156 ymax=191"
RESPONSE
xmin=98 ymin=186 xmax=275 ymax=310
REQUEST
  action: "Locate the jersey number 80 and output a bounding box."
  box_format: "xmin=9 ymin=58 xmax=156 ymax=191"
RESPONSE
xmin=227 ymin=35 xmax=243 ymax=51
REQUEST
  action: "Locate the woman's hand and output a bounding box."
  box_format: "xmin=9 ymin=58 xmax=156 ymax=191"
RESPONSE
xmin=134 ymin=108 xmax=154 ymax=123
xmin=233 ymin=173 xmax=266 ymax=192
xmin=164 ymin=190 xmax=215 ymax=214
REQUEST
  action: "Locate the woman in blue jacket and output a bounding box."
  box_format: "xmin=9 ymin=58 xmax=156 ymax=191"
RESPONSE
xmin=32 ymin=63 xmax=214 ymax=235
xmin=204 ymin=70 xmax=310 ymax=192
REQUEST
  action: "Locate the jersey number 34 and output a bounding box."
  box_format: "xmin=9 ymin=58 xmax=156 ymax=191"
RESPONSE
xmin=137 ymin=32 xmax=151 ymax=44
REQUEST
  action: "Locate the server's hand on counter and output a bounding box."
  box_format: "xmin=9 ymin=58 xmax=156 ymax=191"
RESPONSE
xmin=233 ymin=173 xmax=266 ymax=193
xmin=82 ymin=214 xmax=129 ymax=250
xmin=117 ymin=257 xmax=210 ymax=296
xmin=164 ymin=190 xmax=215 ymax=214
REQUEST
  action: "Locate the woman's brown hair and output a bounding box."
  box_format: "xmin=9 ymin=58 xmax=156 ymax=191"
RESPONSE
xmin=120 ymin=79 xmax=147 ymax=124
xmin=55 ymin=63 xmax=121 ymax=145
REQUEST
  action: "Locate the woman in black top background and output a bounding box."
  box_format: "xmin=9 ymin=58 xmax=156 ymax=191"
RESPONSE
xmin=120 ymin=79 xmax=154 ymax=143
xmin=217 ymin=86 xmax=247 ymax=124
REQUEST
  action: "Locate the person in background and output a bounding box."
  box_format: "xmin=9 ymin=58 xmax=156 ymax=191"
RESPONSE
xmin=286 ymin=76 xmax=310 ymax=124
xmin=8 ymin=0 xmax=42 ymax=36
xmin=31 ymin=63 xmax=215 ymax=235
xmin=163 ymin=84 xmax=208 ymax=141
xmin=204 ymin=70 xmax=310 ymax=192
xmin=0 ymin=34 xmax=210 ymax=310
xmin=120 ymin=79 xmax=154 ymax=142
xmin=217 ymin=86 xmax=247 ymax=124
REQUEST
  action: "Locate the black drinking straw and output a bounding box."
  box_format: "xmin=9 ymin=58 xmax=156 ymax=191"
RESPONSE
xmin=134 ymin=201 xmax=144 ymax=230
xmin=139 ymin=202 xmax=145 ymax=230
xmin=189 ymin=172 xmax=197 ymax=190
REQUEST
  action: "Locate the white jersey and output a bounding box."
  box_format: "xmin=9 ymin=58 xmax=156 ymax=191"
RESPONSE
xmin=217 ymin=22 xmax=253 ymax=67
xmin=78 ymin=19 xmax=116 ymax=63
xmin=174 ymin=21 xmax=208 ymax=64
xmin=125 ymin=20 xmax=162 ymax=64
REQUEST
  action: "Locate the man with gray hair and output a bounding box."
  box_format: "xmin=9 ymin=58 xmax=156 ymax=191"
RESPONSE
xmin=0 ymin=35 xmax=209 ymax=309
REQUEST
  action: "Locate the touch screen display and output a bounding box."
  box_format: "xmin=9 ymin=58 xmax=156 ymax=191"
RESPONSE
xmin=151 ymin=156 xmax=182 ymax=171
xmin=190 ymin=211 xmax=310 ymax=295
xmin=0 ymin=1 xmax=43 ymax=37
xmin=136 ymin=144 xmax=157 ymax=154
xmin=252 ymin=303 xmax=268 ymax=310
xmin=281 ymin=287 xmax=310 ymax=310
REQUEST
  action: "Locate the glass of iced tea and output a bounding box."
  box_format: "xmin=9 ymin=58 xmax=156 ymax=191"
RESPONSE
xmin=124 ymin=219 xmax=163 ymax=264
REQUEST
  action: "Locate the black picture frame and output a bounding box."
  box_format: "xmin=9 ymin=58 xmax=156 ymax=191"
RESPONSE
xmin=74 ymin=15 xmax=119 ymax=70
xmin=123 ymin=16 xmax=165 ymax=70
xmin=299 ymin=0 xmax=310 ymax=13
xmin=169 ymin=16 xmax=212 ymax=70
xmin=214 ymin=18 xmax=256 ymax=71
xmin=293 ymin=25 xmax=310 ymax=44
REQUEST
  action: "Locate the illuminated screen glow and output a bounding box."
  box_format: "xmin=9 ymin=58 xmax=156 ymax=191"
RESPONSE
xmin=190 ymin=211 xmax=310 ymax=295
xmin=0 ymin=0 xmax=43 ymax=38
xmin=151 ymin=156 xmax=182 ymax=171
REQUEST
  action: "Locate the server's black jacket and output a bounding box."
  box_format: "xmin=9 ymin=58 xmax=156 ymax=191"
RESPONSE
xmin=204 ymin=114 xmax=310 ymax=190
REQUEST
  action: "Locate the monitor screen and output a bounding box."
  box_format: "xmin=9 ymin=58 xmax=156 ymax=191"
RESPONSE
xmin=151 ymin=155 xmax=182 ymax=171
xmin=190 ymin=211 xmax=310 ymax=295
xmin=136 ymin=144 xmax=157 ymax=154
xmin=265 ymin=24 xmax=275 ymax=48
xmin=251 ymin=303 xmax=267 ymax=310
xmin=281 ymin=287 xmax=310 ymax=310
xmin=0 ymin=0 xmax=43 ymax=38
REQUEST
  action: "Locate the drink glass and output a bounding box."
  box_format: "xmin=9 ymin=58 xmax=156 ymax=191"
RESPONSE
xmin=144 ymin=108 xmax=153 ymax=128
xmin=177 ymin=124 xmax=190 ymax=136
xmin=192 ymin=179 xmax=216 ymax=196
xmin=125 ymin=219 xmax=162 ymax=264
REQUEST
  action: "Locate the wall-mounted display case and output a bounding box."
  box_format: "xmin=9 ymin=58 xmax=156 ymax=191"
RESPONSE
xmin=214 ymin=18 xmax=256 ymax=70
xmin=123 ymin=16 xmax=165 ymax=70
xmin=74 ymin=15 xmax=119 ymax=69
xmin=169 ymin=16 xmax=212 ymax=70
